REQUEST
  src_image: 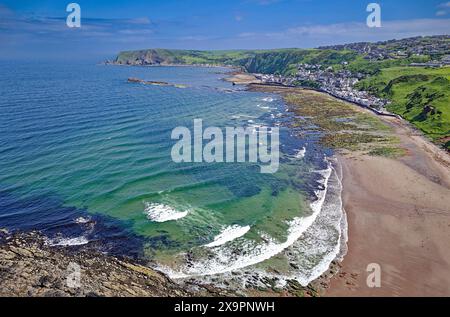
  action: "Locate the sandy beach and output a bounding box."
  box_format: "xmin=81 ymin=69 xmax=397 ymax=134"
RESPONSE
xmin=223 ymin=72 xmax=262 ymax=85
xmin=246 ymin=80 xmax=450 ymax=297
xmin=326 ymin=116 xmax=450 ymax=297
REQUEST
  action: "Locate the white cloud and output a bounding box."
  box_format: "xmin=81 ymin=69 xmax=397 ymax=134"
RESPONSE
xmin=234 ymin=18 xmax=450 ymax=48
xmin=245 ymin=0 xmax=284 ymax=5
xmin=126 ymin=17 xmax=151 ymax=25
xmin=436 ymin=2 xmax=450 ymax=16
xmin=179 ymin=35 xmax=215 ymax=41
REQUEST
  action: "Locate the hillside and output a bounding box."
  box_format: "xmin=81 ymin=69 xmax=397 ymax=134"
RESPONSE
xmin=112 ymin=48 xmax=358 ymax=76
xmin=356 ymin=67 xmax=450 ymax=149
xmin=113 ymin=36 xmax=449 ymax=76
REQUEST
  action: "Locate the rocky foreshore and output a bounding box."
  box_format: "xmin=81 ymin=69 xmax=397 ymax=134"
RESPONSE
xmin=0 ymin=230 xmax=341 ymax=297
xmin=0 ymin=230 xmax=239 ymax=297
xmin=127 ymin=77 xmax=188 ymax=88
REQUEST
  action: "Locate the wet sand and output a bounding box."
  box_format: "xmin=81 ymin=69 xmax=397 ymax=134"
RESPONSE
xmin=326 ymin=116 xmax=450 ymax=297
xmin=224 ymin=72 xmax=261 ymax=85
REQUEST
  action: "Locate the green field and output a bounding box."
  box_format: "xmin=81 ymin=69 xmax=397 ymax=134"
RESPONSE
xmin=356 ymin=66 xmax=450 ymax=149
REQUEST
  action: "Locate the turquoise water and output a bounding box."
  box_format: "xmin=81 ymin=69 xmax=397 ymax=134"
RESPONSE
xmin=0 ymin=62 xmax=344 ymax=285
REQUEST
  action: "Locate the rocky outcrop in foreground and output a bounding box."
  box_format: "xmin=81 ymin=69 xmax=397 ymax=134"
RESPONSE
xmin=0 ymin=231 xmax=231 ymax=297
xmin=0 ymin=230 xmax=340 ymax=297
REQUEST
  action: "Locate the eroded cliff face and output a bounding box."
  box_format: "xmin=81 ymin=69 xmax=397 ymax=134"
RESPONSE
xmin=113 ymin=49 xmax=182 ymax=66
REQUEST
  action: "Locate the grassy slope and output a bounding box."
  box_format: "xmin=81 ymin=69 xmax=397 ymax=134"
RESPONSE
xmin=356 ymin=66 xmax=450 ymax=149
xmin=344 ymin=55 xmax=431 ymax=75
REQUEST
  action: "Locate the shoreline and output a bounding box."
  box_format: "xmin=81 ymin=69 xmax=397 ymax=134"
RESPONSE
xmin=2 ymin=68 xmax=448 ymax=297
xmin=0 ymin=68 xmax=341 ymax=297
xmin=326 ymin=117 xmax=450 ymax=296
xmin=244 ymin=76 xmax=450 ymax=296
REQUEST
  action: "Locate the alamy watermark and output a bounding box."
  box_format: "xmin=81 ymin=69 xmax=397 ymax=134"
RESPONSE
xmin=171 ymin=119 xmax=279 ymax=174
xmin=66 ymin=3 xmax=81 ymax=28
xmin=367 ymin=3 xmax=381 ymax=28
xmin=366 ymin=263 xmax=382 ymax=288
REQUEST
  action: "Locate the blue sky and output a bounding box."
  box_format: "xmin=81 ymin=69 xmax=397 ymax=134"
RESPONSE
xmin=0 ymin=0 xmax=449 ymax=60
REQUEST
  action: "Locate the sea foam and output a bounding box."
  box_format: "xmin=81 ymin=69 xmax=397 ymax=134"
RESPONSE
xmin=75 ymin=216 xmax=91 ymax=224
xmin=295 ymin=147 xmax=306 ymax=159
xmin=145 ymin=202 xmax=190 ymax=223
xmin=46 ymin=236 xmax=89 ymax=247
xmin=159 ymin=161 xmax=337 ymax=279
xmin=205 ymin=225 xmax=251 ymax=248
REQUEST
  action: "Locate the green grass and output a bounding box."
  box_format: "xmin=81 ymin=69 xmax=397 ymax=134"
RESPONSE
xmin=356 ymin=66 xmax=450 ymax=149
xmin=346 ymin=55 xmax=430 ymax=75
xmin=367 ymin=146 xmax=407 ymax=158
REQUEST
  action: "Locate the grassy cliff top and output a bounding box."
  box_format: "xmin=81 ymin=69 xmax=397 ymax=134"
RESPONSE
xmin=356 ymin=66 xmax=450 ymax=148
xmin=114 ymin=48 xmax=358 ymax=76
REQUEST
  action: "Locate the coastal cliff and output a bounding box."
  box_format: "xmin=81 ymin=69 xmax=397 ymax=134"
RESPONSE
xmin=110 ymin=48 xmax=357 ymax=76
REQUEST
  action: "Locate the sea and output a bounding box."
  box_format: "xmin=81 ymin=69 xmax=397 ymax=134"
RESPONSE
xmin=0 ymin=61 xmax=347 ymax=289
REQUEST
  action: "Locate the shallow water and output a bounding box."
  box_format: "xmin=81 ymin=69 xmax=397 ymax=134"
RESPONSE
xmin=0 ymin=62 xmax=343 ymax=285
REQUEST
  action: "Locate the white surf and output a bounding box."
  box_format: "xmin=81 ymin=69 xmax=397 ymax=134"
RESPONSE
xmin=145 ymin=202 xmax=190 ymax=223
xmin=205 ymin=225 xmax=251 ymax=248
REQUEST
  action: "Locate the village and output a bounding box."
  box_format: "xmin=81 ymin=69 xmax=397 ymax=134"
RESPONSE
xmin=255 ymin=53 xmax=450 ymax=116
xmin=319 ymin=35 xmax=450 ymax=62
xmin=254 ymin=63 xmax=392 ymax=115
xmin=251 ymin=36 xmax=450 ymax=116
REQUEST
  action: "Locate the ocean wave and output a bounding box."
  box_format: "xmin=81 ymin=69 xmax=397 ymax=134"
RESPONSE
xmin=46 ymin=236 xmax=89 ymax=247
xmin=262 ymin=97 xmax=275 ymax=102
xmin=205 ymin=225 xmax=251 ymax=248
xmin=242 ymin=159 xmax=346 ymax=288
xmin=283 ymin=160 xmax=346 ymax=285
xmin=230 ymin=114 xmax=256 ymax=120
xmin=144 ymin=202 xmax=190 ymax=223
xmin=159 ymin=161 xmax=336 ymax=279
xmin=160 ymin=158 xmax=348 ymax=290
xmin=295 ymin=147 xmax=306 ymax=159
xmin=74 ymin=216 xmax=91 ymax=224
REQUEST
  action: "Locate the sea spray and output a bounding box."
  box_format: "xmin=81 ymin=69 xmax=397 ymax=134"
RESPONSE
xmin=295 ymin=147 xmax=307 ymax=159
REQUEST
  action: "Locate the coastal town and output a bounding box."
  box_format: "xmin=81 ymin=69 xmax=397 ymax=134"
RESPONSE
xmin=255 ymin=65 xmax=393 ymax=115
xmin=250 ymin=36 xmax=450 ymax=115
xmin=254 ymin=38 xmax=450 ymax=117
xmin=319 ymin=35 xmax=450 ymax=62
